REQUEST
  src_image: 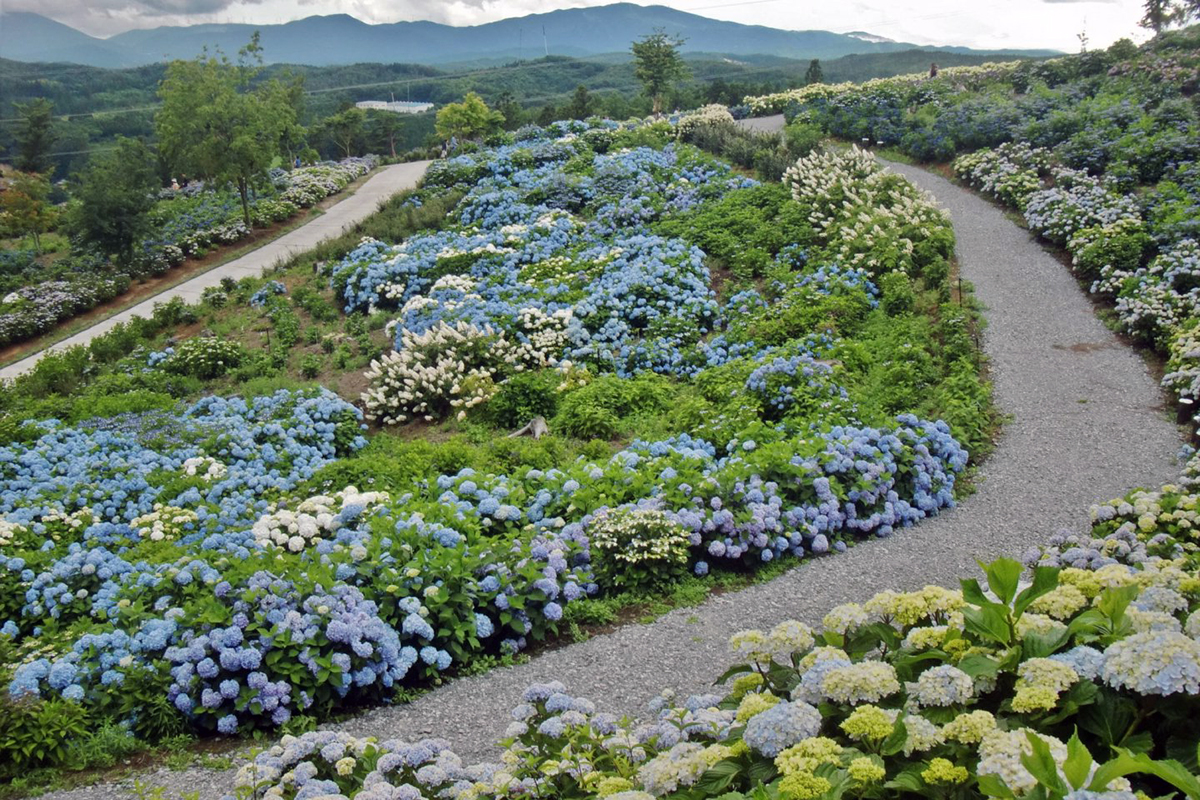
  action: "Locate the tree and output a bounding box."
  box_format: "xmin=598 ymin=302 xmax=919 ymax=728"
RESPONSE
xmin=1140 ymin=0 xmax=1184 ymax=33
xmin=805 ymin=59 xmax=824 ymax=85
xmin=155 ymin=33 xmax=296 ymax=227
xmin=277 ymin=73 xmax=309 ymax=167
xmin=495 ymin=91 xmax=524 ymax=130
xmin=69 ymin=137 xmax=158 ymax=263
xmin=367 ymin=109 xmax=404 ymax=158
xmin=14 ymin=98 xmax=58 ymax=175
xmin=0 ymin=172 xmax=56 ymax=254
xmin=567 ymin=85 xmax=593 ymax=120
xmin=321 ymin=107 xmax=366 ymax=158
xmin=631 ymin=30 xmax=689 ymax=116
xmin=435 ymin=92 xmax=504 ymax=142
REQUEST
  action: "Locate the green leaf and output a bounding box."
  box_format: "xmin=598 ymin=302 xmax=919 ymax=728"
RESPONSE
xmin=1165 ymin=735 xmax=1200 ymax=771
xmin=1021 ymin=731 xmax=1069 ymax=796
xmin=976 ymin=773 xmax=1017 ymax=798
xmin=1063 ymin=731 xmax=1094 ymax=790
xmin=962 ymin=604 xmax=1012 ymax=646
xmin=881 ymin=718 xmax=909 ymax=756
xmin=883 ymin=765 xmax=926 ymax=793
xmin=960 ymin=577 xmax=990 ymax=606
xmin=983 ymin=557 xmax=1024 ymax=606
xmin=696 ymin=760 xmax=741 ymax=794
xmin=1079 ymin=690 xmax=1137 ymax=748
xmin=1014 ymin=566 xmax=1060 ymax=617
xmin=746 ymin=758 xmax=778 ymax=785
xmin=957 ymin=653 xmax=1002 ymax=679
xmin=1096 ymin=585 xmax=1138 ymax=623
xmin=713 ymin=664 xmax=752 ymax=685
xmin=1091 ymin=750 xmax=1200 ymax=799
xmin=1022 ymin=627 xmax=1071 ymax=659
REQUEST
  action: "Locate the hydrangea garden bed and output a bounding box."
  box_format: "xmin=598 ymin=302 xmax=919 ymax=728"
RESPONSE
xmin=0 ymin=117 xmax=988 ymax=781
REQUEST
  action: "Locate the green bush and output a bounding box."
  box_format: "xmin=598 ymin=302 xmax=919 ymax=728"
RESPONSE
xmin=488 ymin=370 xmax=561 ymax=429
xmin=784 ymin=121 xmax=824 ymax=158
xmin=299 ymin=353 xmax=323 ymax=379
xmin=164 ymin=337 xmax=246 ymax=380
xmin=879 ymin=270 xmax=916 ymax=315
xmin=0 ymin=696 xmax=91 ymax=776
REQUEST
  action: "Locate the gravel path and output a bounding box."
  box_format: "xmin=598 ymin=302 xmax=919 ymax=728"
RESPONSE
xmin=38 ymin=148 xmax=1184 ymax=800
xmin=0 ymin=161 xmax=432 ymax=382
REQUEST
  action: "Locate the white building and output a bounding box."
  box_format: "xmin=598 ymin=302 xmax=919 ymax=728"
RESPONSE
xmin=355 ymin=100 xmax=435 ymax=115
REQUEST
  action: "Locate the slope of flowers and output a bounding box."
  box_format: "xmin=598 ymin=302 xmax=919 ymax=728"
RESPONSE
xmin=330 ymin=122 xmax=957 ymax=431
xmin=0 ymin=119 xmax=983 ymax=772
xmin=744 ymin=28 xmax=1200 ymax=428
xmin=0 ymin=158 xmax=378 ymax=349
xmin=231 ymin=477 xmax=1200 ymax=800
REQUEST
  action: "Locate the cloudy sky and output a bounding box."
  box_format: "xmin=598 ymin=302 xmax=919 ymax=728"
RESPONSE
xmin=23 ymin=0 xmax=1151 ymax=51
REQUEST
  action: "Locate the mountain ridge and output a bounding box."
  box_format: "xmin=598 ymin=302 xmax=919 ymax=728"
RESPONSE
xmin=0 ymin=4 xmax=1060 ymax=68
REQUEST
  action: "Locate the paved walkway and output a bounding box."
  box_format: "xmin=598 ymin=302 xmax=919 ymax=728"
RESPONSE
xmin=40 ymin=147 xmax=1184 ymax=800
xmin=0 ymin=161 xmax=431 ymax=382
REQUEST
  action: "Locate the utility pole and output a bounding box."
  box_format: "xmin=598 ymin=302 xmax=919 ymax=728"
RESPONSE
xmin=543 ymin=26 xmax=548 ymax=57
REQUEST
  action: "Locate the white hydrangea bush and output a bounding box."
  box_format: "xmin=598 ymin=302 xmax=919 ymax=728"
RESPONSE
xmin=252 ymin=486 xmax=390 ymax=551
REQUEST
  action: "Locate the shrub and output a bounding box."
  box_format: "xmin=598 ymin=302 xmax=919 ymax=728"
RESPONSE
xmin=585 ymin=505 xmax=692 ymax=591
xmin=488 ymin=370 xmax=561 ymax=429
xmin=163 ymin=337 xmax=246 ymax=379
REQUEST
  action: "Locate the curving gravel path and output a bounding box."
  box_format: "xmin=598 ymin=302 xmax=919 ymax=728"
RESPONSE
xmin=0 ymin=160 xmax=432 ymax=382
xmin=38 ymin=146 xmax=1184 ymax=800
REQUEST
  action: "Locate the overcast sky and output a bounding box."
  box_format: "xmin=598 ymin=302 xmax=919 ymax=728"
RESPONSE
xmin=22 ymin=0 xmax=1152 ymax=51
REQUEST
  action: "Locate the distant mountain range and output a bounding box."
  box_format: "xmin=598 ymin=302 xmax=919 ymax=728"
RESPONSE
xmin=0 ymin=4 xmax=1058 ymax=69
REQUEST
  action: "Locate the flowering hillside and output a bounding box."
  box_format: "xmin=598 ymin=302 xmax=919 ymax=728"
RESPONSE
xmin=745 ymin=27 xmax=1200 ymax=441
xmin=0 ymin=117 xmax=990 ymax=781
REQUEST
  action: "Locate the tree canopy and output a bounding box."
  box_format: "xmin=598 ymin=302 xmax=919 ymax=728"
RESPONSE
xmin=68 ymin=137 xmax=158 ymax=264
xmin=14 ymin=99 xmax=57 ymax=175
xmin=631 ymin=30 xmax=688 ymax=116
xmin=155 ymin=33 xmax=297 ymax=227
xmin=0 ymin=172 xmax=56 ymax=254
xmin=435 ymin=92 xmax=505 ymax=142
xmin=805 ymin=59 xmax=824 ymax=85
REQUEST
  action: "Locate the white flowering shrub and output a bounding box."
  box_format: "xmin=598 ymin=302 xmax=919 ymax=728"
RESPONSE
xmin=785 ymin=146 xmax=954 ymax=277
xmin=674 ymin=104 xmax=736 ymax=139
xmin=131 ymin=504 xmax=198 ymax=543
xmin=252 ymin=486 xmax=390 ymax=551
xmin=161 ymin=336 xmax=246 ymax=379
xmin=585 ymin=505 xmax=692 ymax=590
xmin=181 ymin=456 xmax=228 ymax=481
xmin=362 ymin=321 xmax=516 ymax=424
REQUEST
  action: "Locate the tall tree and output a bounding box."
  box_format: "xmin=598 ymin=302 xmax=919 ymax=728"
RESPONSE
xmin=495 ymin=91 xmax=524 ymax=130
xmin=0 ymin=172 xmax=56 ymax=255
xmin=321 ymin=107 xmax=366 ymax=158
xmin=1140 ymin=0 xmax=1183 ymax=33
xmin=69 ymin=137 xmax=158 ymax=264
xmin=435 ymin=92 xmax=505 ymax=142
xmin=14 ymin=98 xmax=58 ymax=175
xmin=567 ymin=85 xmax=593 ymax=120
xmin=631 ymin=30 xmax=688 ymax=116
xmin=805 ymin=59 xmax=824 ymax=85
xmin=277 ymin=72 xmax=309 ymax=167
xmin=155 ymin=33 xmax=295 ymax=227
xmin=367 ymin=109 xmax=404 ymax=158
